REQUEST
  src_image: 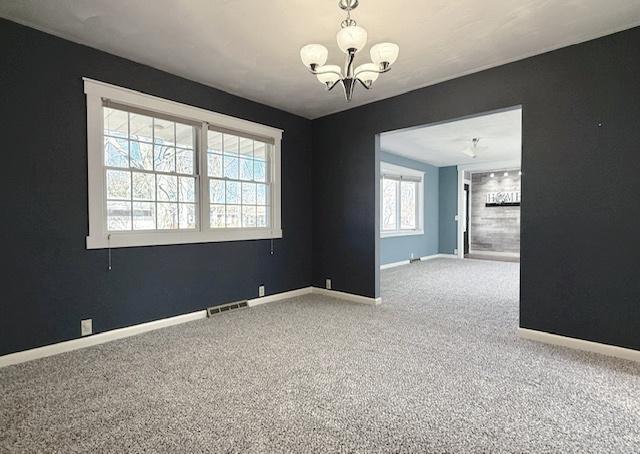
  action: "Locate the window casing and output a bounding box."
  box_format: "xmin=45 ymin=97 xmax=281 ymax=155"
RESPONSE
xmin=380 ymin=162 xmax=424 ymax=237
xmin=85 ymin=78 xmax=282 ymax=249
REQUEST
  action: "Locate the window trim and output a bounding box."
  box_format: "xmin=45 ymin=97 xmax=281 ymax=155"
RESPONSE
xmin=84 ymin=78 xmax=283 ymax=249
xmin=380 ymin=162 xmax=424 ymax=238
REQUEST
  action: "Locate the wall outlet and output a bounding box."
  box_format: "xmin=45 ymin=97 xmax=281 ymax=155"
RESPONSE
xmin=326 ymin=279 xmax=332 ymax=290
xmin=410 ymin=252 xmax=414 ymax=259
xmin=258 ymin=285 xmax=265 ymax=297
xmin=454 ymin=248 xmax=458 ymax=254
xmin=455 ymin=215 xmax=459 ymax=221
xmin=81 ymin=319 xmax=92 ymax=337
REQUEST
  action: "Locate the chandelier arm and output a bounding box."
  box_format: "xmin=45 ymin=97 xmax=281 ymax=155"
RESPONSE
xmin=353 ymin=65 xmax=391 ymax=78
xmin=326 ymin=79 xmax=344 ymax=91
xmin=307 ymin=67 xmax=345 ymax=79
xmin=355 ymin=78 xmax=372 ymax=90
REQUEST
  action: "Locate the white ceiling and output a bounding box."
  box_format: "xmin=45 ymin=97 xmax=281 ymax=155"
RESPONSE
xmin=380 ymin=107 xmax=522 ymax=167
xmin=2 ymin=1 xmax=640 ymax=119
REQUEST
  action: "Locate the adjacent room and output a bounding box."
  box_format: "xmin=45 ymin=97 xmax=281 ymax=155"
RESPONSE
xmin=1 ymin=1 xmax=640 ymax=453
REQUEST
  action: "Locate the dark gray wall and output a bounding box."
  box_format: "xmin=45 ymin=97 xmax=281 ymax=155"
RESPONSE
xmin=0 ymin=19 xmax=313 ymax=356
xmin=470 ymin=170 xmax=521 ymax=254
xmin=312 ymin=27 xmax=640 ymax=350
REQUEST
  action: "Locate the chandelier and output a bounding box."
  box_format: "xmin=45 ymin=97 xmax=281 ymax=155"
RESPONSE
xmin=299 ymin=0 xmax=399 ymax=102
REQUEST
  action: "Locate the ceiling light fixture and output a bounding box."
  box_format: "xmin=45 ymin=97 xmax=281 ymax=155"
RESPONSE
xmin=300 ymin=0 xmax=399 ymax=102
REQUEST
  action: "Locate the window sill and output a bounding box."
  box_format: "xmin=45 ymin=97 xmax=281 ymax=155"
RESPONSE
xmin=86 ymin=228 xmax=283 ymax=249
xmin=380 ymin=230 xmax=424 ymax=239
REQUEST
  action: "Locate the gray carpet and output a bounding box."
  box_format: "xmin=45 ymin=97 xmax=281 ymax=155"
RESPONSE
xmin=1 ymin=259 xmax=639 ymax=453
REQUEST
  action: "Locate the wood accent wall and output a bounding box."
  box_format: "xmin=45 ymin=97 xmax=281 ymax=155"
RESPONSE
xmin=470 ymin=169 xmax=521 ymax=254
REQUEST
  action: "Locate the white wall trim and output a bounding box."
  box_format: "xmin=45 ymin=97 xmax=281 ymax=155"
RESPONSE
xmin=1 ymin=286 xmax=381 ymax=368
xmin=312 ymin=287 xmax=382 ymax=305
xmin=380 ymin=253 xmax=459 ymax=269
xmin=518 ymin=328 xmax=640 ymax=363
xmin=0 ymin=310 xmax=207 ymax=369
xmin=247 ymin=287 xmax=313 ymax=306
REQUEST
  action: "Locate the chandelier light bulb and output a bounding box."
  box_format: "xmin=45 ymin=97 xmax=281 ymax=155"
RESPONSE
xmin=316 ymin=65 xmax=342 ymax=85
xmin=336 ymin=25 xmax=368 ymax=53
xmin=370 ymin=42 xmax=399 ymax=66
xmin=300 ymin=44 xmax=328 ymax=67
xmin=355 ymin=63 xmax=380 ymax=84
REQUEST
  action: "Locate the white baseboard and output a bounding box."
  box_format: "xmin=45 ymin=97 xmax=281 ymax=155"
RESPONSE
xmin=1 ymin=286 xmax=381 ymax=368
xmin=468 ymin=250 xmax=520 ymax=258
xmin=518 ymin=328 xmax=640 ymax=363
xmin=0 ymin=310 xmax=207 ymax=369
xmin=247 ymin=286 xmax=313 ymax=307
xmin=380 ymin=253 xmax=459 ymax=269
xmin=312 ymin=287 xmax=381 ymax=305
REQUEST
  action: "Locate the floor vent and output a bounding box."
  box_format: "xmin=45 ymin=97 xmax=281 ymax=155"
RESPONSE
xmin=207 ymin=301 xmax=248 ymax=317
xmin=409 ymin=257 xmax=421 ymax=264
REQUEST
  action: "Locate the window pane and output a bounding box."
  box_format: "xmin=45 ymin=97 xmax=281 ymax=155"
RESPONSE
xmin=106 ymin=169 xmax=131 ymax=200
xmin=157 ymin=174 xmax=178 ymax=201
xmin=154 ymin=119 xmax=175 ymax=145
xmin=400 ymin=181 xmax=417 ymax=229
xmin=210 ymin=204 xmax=225 ymax=228
xmin=256 ymin=206 xmax=268 ymax=227
xmin=176 ymin=148 xmax=194 ymax=175
xmin=242 ymin=205 xmax=256 ymax=227
xmin=209 ymin=179 xmax=225 ymax=204
xmin=223 ymin=134 xmax=238 ymax=155
xmin=179 ymin=176 xmax=195 ymax=203
xmin=107 ymin=201 xmax=131 ymax=231
xmin=176 ymin=123 xmax=194 ymax=149
xmin=239 ymin=138 xmax=253 ymax=157
xmin=132 ymin=172 xmax=155 ymax=201
xmin=256 ymin=184 xmax=267 ymax=205
xmin=129 ymin=113 xmax=153 ymax=143
xmin=133 ymin=202 xmax=155 ymax=230
xmin=208 ymin=131 xmax=222 ymax=153
xmin=207 ymin=153 xmax=222 ymax=178
xmin=157 ymin=202 xmax=178 ymax=229
xmin=239 ymin=158 xmax=254 ymax=181
xmin=254 ymin=142 xmax=266 ymax=161
xmin=179 ymin=203 xmax=196 ymax=229
xmin=104 ymin=108 xmax=128 ymax=138
xmin=226 ymin=181 xmax=240 ymax=204
xmin=242 ymin=182 xmax=256 ymax=205
xmin=382 ymin=178 xmax=397 ymax=231
xmin=224 ymin=155 xmax=239 ymax=179
xmin=154 ymin=145 xmax=175 ymax=172
xmin=104 ymin=137 xmax=129 ymax=168
xmin=130 ymin=141 xmax=153 ymax=170
xmin=226 ymin=205 xmax=241 ymax=227
xmin=254 ymin=160 xmax=266 ymax=182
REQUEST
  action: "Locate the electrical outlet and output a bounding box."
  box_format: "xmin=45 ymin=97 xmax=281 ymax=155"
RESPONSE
xmin=81 ymin=319 xmax=92 ymax=337
xmin=258 ymin=285 xmax=265 ymax=297
xmin=454 ymin=248 xmax=458 ymax=254
xmin=326 ymin=278 xmax=332 ymax=290
xmin=410 ymin=253 xmax=414 ymax=259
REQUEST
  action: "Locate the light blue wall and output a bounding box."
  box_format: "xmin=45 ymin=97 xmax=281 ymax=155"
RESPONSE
xmin=380 ymin=152 xmax=439 ymax=264
xmin=438 ymin=166 xmax=458 ymax=254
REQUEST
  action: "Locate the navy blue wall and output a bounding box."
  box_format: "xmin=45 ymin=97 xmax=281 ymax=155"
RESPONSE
xmin=0 ymin=19 xmax=313 ymax=356
xmin=438 ymin=166 xmax=458 ymax=254
xmin=313 ymin=26 xmax=640 ymax=350
xmin=379 ymin=152 xmax=439 ymax=265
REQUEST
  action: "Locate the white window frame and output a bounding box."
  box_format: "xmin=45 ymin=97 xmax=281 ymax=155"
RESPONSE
xmin=84 ymin=78 xmax=283 ymax=249
xmin=380 ymin=162 xmax=424 ymax=238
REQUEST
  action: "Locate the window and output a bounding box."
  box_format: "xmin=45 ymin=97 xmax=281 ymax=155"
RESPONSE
xmin=85 ymin=78 xmax=282 ymax=249
xmin=380 ymin=162 xmax=423 ymax=237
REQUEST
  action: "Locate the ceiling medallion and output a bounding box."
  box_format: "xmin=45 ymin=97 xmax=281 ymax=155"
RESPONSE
xmin=300 ymin=0 xmax=399 ymax=102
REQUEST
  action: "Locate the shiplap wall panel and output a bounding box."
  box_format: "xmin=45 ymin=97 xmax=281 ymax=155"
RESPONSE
xmin=470 ymin=170 xmax=521 ymax=253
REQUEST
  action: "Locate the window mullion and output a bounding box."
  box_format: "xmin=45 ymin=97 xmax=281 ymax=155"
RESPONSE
xmin=199 ymin=122 xmax=209 ymax=231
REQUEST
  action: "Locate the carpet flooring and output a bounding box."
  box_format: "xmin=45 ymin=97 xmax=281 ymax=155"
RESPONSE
xmin=1 ymin=259 xmax=639 ymax=453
